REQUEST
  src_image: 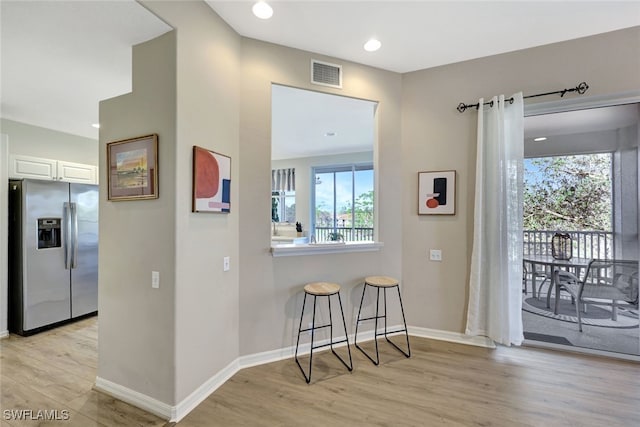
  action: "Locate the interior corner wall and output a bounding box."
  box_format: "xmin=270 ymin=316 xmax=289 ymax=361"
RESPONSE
xmin=239 ymin=39 xmax=402 ymax=356
xmin=401 ymin=26 xmax=640 ymax=333
xmin=1 ymin=118 xmax=98 ymax=165
xmin=98 ymin=30 xmax=177 ymax=405
xmin=140 ymin=0 xmax=242 ymax=404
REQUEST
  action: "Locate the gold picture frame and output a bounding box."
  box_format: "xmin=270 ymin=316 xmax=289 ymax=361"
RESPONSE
xmin=107 ymin=134 xmax=158 ymax=201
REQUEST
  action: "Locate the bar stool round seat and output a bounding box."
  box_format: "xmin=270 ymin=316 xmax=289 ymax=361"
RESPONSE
xmin=364 ymin=276 xmax=399 ymax=287
xmin=355 ymin=276 xmax=411 ymax=365
xmin=295 ymin=282 xmax=353 ymax=383
xmin=304 ymin=282 xmax=341 ymax=296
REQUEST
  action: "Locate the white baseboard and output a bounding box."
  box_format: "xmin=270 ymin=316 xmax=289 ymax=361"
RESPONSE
xmin=94 ymin=376 xmax=174 ymax=420
xmin=408 ymin=326 xmax=496 ymax=349
xmin=237 ymin=343 xmax=296 ymax=369
xmin=173 ymin=358 xmax=240 ymax=422
xmin=95 ymin=325 xmax=494 ymax=422
xmin=238 ymin=328 xmax=378 ymax=369
xmin=0 ymin=330 xmax=9 ymax=339
xmin=173 ymin=333 xmax=367 ymax=423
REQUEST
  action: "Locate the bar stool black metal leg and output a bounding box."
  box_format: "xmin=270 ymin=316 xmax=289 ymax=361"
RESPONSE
xmin=295 ymin=293 xmax=317 ymax=383
xmin=385 ymin=284 xmax=411 ymax=358
xmin=307 ymin=295 xmax=317 ymax=382
xmin=372 ymin=286 xmax=381 ymax=364
xmin=356 ymin=284 xmax=382 ymax=365
xmin=328 ymin=295 xmax=333 ymax=352
xmin=295 ymin=292 xmax=310 ymax=383
xmin=332 ymin=292 xmax=353 ymax=371
xmin=383 ymin=287 xmax=388 ymax=339
xmin=294 ymin=293 xmax=306 ymax=359
xmin=354 ymin=283 xmax=367 ymax=352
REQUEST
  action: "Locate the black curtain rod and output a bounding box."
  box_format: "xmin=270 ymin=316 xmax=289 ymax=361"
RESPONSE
xmin=456 ymin=82 xmax=589 ymax=113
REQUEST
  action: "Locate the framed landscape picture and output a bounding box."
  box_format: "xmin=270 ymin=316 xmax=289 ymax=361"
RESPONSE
xmin=192 ymin=146 xmax=231 ymax=213
xmin=418 ymin=170 xmax=456 ymax=215
xmin=107 ymin=134 xmax=158 ymax=201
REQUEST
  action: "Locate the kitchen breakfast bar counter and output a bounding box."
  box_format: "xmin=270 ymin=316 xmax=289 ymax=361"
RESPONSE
xmin=271 ymin=241 xmax=383 ymax=257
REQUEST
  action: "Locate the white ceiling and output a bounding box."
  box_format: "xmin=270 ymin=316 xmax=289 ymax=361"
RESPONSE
xmin=0 ymin=1 xmax=172 ymax=139
xmin=207 ymin=1 xmax=640 ymax=74
xmin=525 ymin=104 xmax=640 ymax=141
xmin=1 ymin=1 xmax=640 ymax=142
xmin=272 ymin=85 xmax=376 ymax=160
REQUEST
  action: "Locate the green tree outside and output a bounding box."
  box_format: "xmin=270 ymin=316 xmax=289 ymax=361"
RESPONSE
xmin=341 ymin=190 xmax=374 ymax=228
xmin=524 ymin=154 xmax=612 ymax=231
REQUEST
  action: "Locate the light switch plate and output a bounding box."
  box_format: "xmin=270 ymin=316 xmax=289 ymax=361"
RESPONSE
xmin=430 ymin=249 xmax=442 ymax=261
xmin=223 ymin=256 xmax=230 ymax=272
xmin=152 ymin=271 xmax=160 ymax=288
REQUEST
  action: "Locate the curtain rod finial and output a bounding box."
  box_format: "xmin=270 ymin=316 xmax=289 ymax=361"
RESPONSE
xmin=457 ymin=103 xmax=467 ymax=113
xmin=577 ymin=82 xmax=589 ymax=94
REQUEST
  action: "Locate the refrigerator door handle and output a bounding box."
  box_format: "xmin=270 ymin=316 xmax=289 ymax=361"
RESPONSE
xmin=71 ymin=202 xmax=78 ymax=269
xmin=63 ymin=202 xmax=72 ymax=269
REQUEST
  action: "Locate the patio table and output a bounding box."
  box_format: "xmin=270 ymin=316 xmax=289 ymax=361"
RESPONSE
xmin=523 ymin=255 xmax=592 ymax=314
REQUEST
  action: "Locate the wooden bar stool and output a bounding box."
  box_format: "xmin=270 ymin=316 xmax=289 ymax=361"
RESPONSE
xmin=294 ymin=282 xmax=353 ymax=383
xmin=354 ymin=276 xmax=411 ymax=365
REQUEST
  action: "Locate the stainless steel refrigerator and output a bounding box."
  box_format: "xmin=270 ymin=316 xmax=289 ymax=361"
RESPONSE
xmin=8 ymin=179 xmax=98 ymax=335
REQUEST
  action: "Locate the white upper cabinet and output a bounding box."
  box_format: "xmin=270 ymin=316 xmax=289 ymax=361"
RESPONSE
xmin=57 ymin=160 xmax=97 ymax=184
xmin=9 ymin=155 xmax=98 ymax=184
xmin=9 ymin=155 xmax=57 ymax=181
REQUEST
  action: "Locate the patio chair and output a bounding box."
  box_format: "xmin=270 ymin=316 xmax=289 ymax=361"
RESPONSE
xmin=553 ymin=259 xmax=639 ymax=332
xmin=523 ymin=260 xmax=549 ymax=299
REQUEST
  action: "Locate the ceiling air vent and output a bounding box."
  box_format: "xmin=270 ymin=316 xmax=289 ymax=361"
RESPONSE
xmin=311 ymin=60 xmax=342 ymax=89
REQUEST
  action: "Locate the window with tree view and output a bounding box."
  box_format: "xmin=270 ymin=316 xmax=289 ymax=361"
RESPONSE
xmin=313 ymin=164 xmax=373 ymax=242
xmin=524 ymin=154 xmax=612 ymax=231
xmin=271 ymin=190 xmax=295 ymax=223
xmin=524 ymin=153 xmax=613 ymax=258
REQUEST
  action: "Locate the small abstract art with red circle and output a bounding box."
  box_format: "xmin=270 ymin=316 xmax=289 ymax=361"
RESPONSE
xmin=192 ymin=146 xmax=231 ymax=213
xmin=418 ymin=170 xmax=456 ymax=215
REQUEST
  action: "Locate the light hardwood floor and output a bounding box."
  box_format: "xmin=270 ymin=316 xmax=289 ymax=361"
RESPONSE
xmin=0 ymin=317 xmax=166 ymax=426
xmin=2 ymin=318 xmax=638 ymax=426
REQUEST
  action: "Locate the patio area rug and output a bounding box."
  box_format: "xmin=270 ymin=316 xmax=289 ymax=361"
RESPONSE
xmin=522 ymin=296 xmax=639 ymax=329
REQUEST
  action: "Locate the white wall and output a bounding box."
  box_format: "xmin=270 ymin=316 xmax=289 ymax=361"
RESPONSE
xmin=98 ymin=31 xmax=178 ymax=405
xmin=98 ymin=0 xmax=241 ymax=411
xmin=143 ymin=0 xmax=241 ymax=404
xmin=239 ymin=38 xmax=403 ymax=356
xmin=401 ymin=27 xmax=640 ymax=333
xmin=0 ymin=134 xmax=8 ymax=337
xmin=1 ymin=118 xmax=98 ymax=165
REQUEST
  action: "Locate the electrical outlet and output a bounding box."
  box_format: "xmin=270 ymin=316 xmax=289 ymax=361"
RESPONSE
xmin=152 ymin=271 xmax=160 ymax=288
xmin=223 ymin=256 xmax=230 ymax=272
xmin=430 ymin=249 xmax=442 ymax=261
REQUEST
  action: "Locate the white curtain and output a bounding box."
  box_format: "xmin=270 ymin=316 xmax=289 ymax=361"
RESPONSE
xmin=271 ymin=168 xmax=295 ymax=192
xmin=466 ymin=93 xmax=524 ymax=346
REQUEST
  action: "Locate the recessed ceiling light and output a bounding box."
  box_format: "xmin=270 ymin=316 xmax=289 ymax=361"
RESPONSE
xmin=364 ymin=39 xmax=382 ymax=52
xmin=91 ymin=123 xmax=100 ymax=129
xmin=252 ymin=1 xmax=273 ymax=19
xmin=534 ymin=137 xmax=547 ymax=142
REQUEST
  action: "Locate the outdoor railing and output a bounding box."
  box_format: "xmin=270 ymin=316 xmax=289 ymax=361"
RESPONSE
xmin=523 ymin=230 xmax=613 ymax=259
xmin=314 ymin=226 xmax=374 ymax=242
